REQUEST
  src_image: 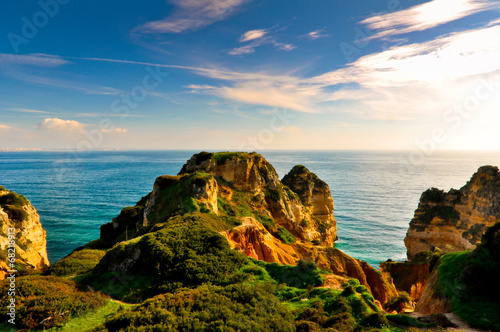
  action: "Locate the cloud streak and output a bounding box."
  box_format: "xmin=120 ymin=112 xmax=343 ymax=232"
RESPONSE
xmin=362 ymin=0 xmax=500 ymax=40
xmin=136 ymin=0 xmax=249 ymax=33
xmin=229 ymin=28 xmax=296 ymax=55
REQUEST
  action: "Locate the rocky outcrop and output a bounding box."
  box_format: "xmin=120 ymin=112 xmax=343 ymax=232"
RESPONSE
xmin=178 ymin=152 xmax=338 ymax=246
xmin=380 ymin=251 xmax=441 ymax=301
xmin=223 ymin=218 xmax=397 ymax=304
xmin=405 ymin=165 xmax=500 ymax=259
xmin=0 ymin=186 xmax=49 ymax=279
xmin=96 ymin=151 xmax=396 ymax=304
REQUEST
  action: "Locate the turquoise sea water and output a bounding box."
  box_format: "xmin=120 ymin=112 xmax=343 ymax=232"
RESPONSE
xmin=1 ymin=150 xmax=499 ymax=267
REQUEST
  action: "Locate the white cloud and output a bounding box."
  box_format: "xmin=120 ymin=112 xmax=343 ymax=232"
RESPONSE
xmin=0 ymin=124 xmax=12 ymax=131
xmin=228 ymin=45 xmax=256 ymax=55
xmin=305 ymin=28 xmax=328 ymax=40
xmin=0 ymin=54 xmax=69 ymax=67
xmin=37 ymin=118 xmax=85 ymax=132
xmin=195 ymin=19 xmax=500 ymax=118
xmin=362 ymin=0 xmax=500 ymax=40
xmin=137 ymin=0 xmax=249 ymax=33
xmin=102 ymin=128 xmax=128 ymax=134
xmin=239 ymin=29 xmax=267 ymax=42
xmin=275 ymin=43 xmax=296 ymax=51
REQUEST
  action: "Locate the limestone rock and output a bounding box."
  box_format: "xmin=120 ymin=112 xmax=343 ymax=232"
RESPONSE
xmin=405 ymin=165 xmax=500 ymax=259
xmin=0 ymin=186 xmax=49 ymax=279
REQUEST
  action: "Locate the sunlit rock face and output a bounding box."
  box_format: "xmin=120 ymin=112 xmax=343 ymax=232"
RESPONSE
xmin=0 ymin=187 xmax=49 ymax=279
xmin=405 ymin=165 xmax=500 ymax=259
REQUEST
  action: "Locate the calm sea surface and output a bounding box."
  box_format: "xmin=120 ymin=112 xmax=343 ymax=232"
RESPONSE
xmin=1 ymin=150 xmax=499 ymax=267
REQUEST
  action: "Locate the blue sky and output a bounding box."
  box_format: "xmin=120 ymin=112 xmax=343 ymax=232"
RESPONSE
xmin=1 ymin=0 xmax=500 ymax=150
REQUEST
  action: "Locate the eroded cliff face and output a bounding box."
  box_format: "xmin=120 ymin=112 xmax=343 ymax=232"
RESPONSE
xmin=0 ymin=187 xmax=49 ymax=279
xmin=405 ymin=165 xmax=500 ymax=259
xmin=178 ymin=152 xmax=338 ymax=246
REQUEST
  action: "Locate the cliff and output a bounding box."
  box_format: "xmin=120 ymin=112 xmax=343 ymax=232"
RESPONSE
xmin=379 ymin=251 xmax=441 ymax=301
xmin=414 ymin=222 xmax=500 ymax=331
xmin=405 ymin=165 xmax=500 ymax=259
xmin=0 ymin=186 xmax=49 ymax=279
xmin=97 ymin=152 xmax=396 ymax=304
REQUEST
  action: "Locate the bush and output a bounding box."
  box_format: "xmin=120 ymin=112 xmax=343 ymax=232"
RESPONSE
xmin=49 ymin=249 xmax=107 ymax=276
xmin=384 ymin=292 xmax=411 ymax=312
xmin=100 ymin=283 xmax=295 ymax=332
xmin=275 ymin=226 xmax=297 ymax=244
xmin=91 ymin=224 xmax=247 ymax=301
xmin=0 ymin=276 xmax=107 ymax=330
xmin=259 ymin=259 xmax=324 ymax=288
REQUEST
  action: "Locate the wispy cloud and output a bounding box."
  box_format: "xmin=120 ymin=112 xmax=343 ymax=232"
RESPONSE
xmin=362 ymin=0 xmax=500 ymax=40
xmin=229 ymin=28 xmax=296 ymax=55
xmin=304 ymin=28 xmax=329 ymax=40
xmin=0 ymin=54 xmax=69 ymax=67
xmin=8 ymin=108 xmax=52 ymax=114
xmin=136 ymin=0 xmax=249 ymax=33
xmin=239 ymin=29 xmax=267 ymax=42
xmin=0 ymin=124 xmax=12 ymax=131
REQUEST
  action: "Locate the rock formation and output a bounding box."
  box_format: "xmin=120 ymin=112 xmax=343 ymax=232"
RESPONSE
xmin=379 ymin=251 xmax=440 ymax=301
xmin=405 ymin=165 xmax=500 ymax=259
xmin=97 ymin=152 xmax=397 ymax=304
xmin=0 ymin=186 xmax=49 ymax=279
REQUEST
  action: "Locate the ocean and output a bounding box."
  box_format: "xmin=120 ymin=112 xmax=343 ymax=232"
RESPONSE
xmin=1 ymin=150 xmax=500 ymax=267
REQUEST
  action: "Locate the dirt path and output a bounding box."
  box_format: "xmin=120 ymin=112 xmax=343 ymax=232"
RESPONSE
xmin=406 ymin=312 xmax=489 ymax=332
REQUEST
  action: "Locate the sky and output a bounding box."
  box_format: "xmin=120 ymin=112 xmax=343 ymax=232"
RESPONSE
xmin=1 ymin=0 xmax=500 ymax=151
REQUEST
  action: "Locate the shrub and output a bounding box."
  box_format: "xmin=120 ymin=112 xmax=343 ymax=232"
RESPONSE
xmin=49 ymin=249 xmax=107 ymax=276
xmin=100 ymin=283 xmax=295 ymax=332
xmin=275 ymin=226 xmax=297 ymax=244
xmin=91 ymin=224 xmax=247 ymax=301
xmin=0 ymin=276 xmax=107 ymax=330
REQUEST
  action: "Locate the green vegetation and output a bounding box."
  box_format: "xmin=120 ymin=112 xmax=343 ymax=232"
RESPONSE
xmin=211 ymin=151 xmax=249 ymax=164
xmin=255 ymin=259 xmax=325 ymax=288
xmin=0 ymin=276 xmax=107 ymax=330
xmin=254 ymin=212 xmax=275 ymax=231
xmin=416 ymin=204 xmax=460 ymax=225
xmin=45 ymin=300 xmax=133 ymax=332
xmin=420 ymin=187 xmax=446 ymax=203
xmin=434 ymin=223 xmax=500 ymax=331
xmin=275 ymin=226 xmax=297 ymax=244
xmin=49 ymin=249 xmax=107 ymax=277
xmin=384 ymin=292 xmax=411 ymax=313
xmin=0 ymin=190 xmax=30 ymax=221
xmin=89 ymin=223 xmax=246 ymax=302
xmin=144 ymin=172 xmax=214 ymax=224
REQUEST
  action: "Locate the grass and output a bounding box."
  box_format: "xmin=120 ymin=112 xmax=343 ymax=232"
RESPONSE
xmin=211 ymin=151 xmax=248 ymax=164
xmin=42 ymin=300 xmax=134 ymax=332
xmin=275 ymin=226 xmax=297 ymax=244
xmin=49 ymin=249 xmax=107 ymax=277
xmin=436 ymin=250 xmax=500 ymax=331
xmin=254 ymin=212 xmax=276 ymax=231
xmin=0 ymin=323 xmax=16 ymax=332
